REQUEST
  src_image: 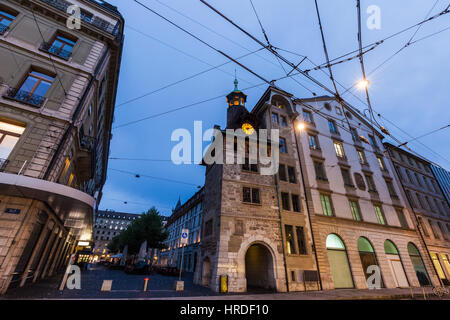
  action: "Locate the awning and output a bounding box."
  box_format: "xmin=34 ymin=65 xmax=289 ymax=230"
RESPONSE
xmin=0 ymin=172 xmax=95 ymax=240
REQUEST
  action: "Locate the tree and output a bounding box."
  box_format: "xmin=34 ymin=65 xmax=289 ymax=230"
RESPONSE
xmin=112 ymin=207 xmax=168 ymax=255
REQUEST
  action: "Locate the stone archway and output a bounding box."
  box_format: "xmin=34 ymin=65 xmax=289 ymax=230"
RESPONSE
xmin=245 ymin=243 xmax=275 ymax=291
xmin=201 ymin=257 xmax=211 ymax=286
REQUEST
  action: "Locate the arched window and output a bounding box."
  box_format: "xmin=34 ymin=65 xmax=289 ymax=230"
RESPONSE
xmin=358 ymin=237 xmax=384 ymax=287
xmin=326 ymin=234 xmax=353 ymax=288
xmin=407 ymin=242 xmax=431 ymax=286
xmin=384 ymin=240 xmax=408 ymax=287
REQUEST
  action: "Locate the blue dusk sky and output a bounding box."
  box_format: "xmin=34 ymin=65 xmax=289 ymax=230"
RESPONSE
xmin=98 ymin=0 xmax=450 ymax=216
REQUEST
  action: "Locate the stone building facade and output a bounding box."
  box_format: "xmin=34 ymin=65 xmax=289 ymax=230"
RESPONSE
xmin=384 ymin=143 xmax=450 ymax=285
xmin=92 ymin=210 xmax=140 ymax=260
xmin=159 ymin=188 xmax=203 ymax=274
xmin=0 ymin=0 xmax=123 ymax=294
xmin=192 ymin=83 xmax=445 ymax=293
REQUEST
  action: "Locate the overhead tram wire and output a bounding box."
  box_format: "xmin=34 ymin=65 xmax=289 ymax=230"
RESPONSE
xmin=115 ymin=48 xmax=263 ymax=108
xmin=397 ymin=125 xmax=450 ymax=148
xmin=109 ymin=168 xmax=201 ymax=187
xmin=134 ymin=0 xmax=445 ymax=166
xmin=152 ymin=0 xmax=289 ymax=70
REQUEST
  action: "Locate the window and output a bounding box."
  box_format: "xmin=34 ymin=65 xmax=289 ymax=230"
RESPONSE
xmin=334 ymin=141 xmax=345 ymax=158
xmin=292 ymin=194 xmax=301 ymax=212
xmin=415 ymin=173 xmax=423 ymax=187
xmin=341 ymin=168 xmax=353 ymax=187
xmin=416 ymin=193 xmax=424 ymax=209
xmin=357 ymin=149 xmax=367 ymax=164
xmin=0 ymin=8 xmax=16 ymax=32
xmin=396 ymin=209 xmax=408 ymax=228
xmin=281 ymin=192 xmax=290 ymax=211
xmin=328 ymin=120 xmax=338 ymax=134
xmin=242 ymin=158 xmax=258 ymax=172
xmin=438 ymin=223 xmax=447 ymax=240
xmin=368 ymin=135 xmax=378 ymax=149
xmin=46 ymin=34 xmax=76 ymax=59
xmin=314 ymin=161 xmax=327 ymax=181
xmin=349 ymin=200 xmax=361 ymax=221
xmin=350 ymin=128 xmax=359 ymax=141
xmin=80 ymin=9 xmax=93 ymax=23
xmin=243 ymin=187 xmax=260 ymax=204
xmin=335 ymin=106 xmax=342 ymax=115
xmin=271 ymin=112 xmax=279 ymax=124
xmin=320 ymin=194 xmax=333 ymax=216
xmin=280 ymin=115 xmax=287 ymax=127
xmin=365 ymin=174 xmax=377 ymax=192
xmin=279 ymin=137 xmax=287 ymax=153
xmin=424 ymin=196 xmax=433 ymax=211
xmin=429 ymin=220 xmax=440 ymax=239
xmin=59 ymin=156 xmax=71 ymax=182
xmin=303 ymin=110 xmax=312 ymax=123
xmin=296 ymin=227 xmax=307 ymax=254
xmin=374 ymin=205 xmax=386 ymax=225
xmin=204 ymin=219 xmax=213 ymax=237
xmin=377 ymin=157 xmax=386 ymax=171
xmin=385 ymin=179 xmax=397 ymax=197
xmin=418 ymin=217 xmax=429 ymax=236
xmin=0 ymin=120 xmax=25 ymax=165
xmin=288 ymin=166 xmax=296 ymax=183
xmin=324 ymin=102 xmax=331 ymax=111
xmin=279 ymin=164 xmax=287 ymax=181
xmin=308 ymin=134 xmax=319 ymax=150
xmin=14 ymin=70 xmax=54 ymax=107
xmin=285 ymin=225 xmax=296 ymax=254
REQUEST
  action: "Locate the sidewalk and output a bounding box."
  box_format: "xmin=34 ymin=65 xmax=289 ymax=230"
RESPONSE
xmin=160 ymin=287 xmax=441 ymax=300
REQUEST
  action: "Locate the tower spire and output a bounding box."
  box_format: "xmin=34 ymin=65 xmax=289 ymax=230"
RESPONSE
xmin=234 ymin=70 xmax=238 ymax=91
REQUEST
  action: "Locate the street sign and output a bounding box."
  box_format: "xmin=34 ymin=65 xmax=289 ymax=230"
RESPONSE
xmin=180 ymin=229 xmax=189 ymax=244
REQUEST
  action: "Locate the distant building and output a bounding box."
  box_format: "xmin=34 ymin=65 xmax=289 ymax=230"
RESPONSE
xmin=158 ymin=188 xmax=203 ymax=274
xmin=384 ymin=143 xmax=450 ymax=284
xmin=0 ymin=0 xmax=123 ymax=294
xmin=92 ymin=210 xmax=140 ymax=260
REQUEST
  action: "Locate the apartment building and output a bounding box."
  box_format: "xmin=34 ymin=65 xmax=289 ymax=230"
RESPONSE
xmin=92 ymin=210 xmax=140 ymax=261
xmin=192 ymin=83 xmax=441 ymax=293
xmin=384 ymin=143 xmax=450 ymax=285
xmin=159 ymin=188 xmax=203 ymax=275
xmin=0 ymin=0 xmax=123 ymax=294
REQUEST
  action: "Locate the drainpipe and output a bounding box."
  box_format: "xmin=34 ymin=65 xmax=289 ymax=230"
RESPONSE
xmin=273 ymin=174 xmax=290 ymax=293
xmin=389 ymin=152 xmax=443 ymax=287
xmin=293 ymin=119 xmax=323 ymax=291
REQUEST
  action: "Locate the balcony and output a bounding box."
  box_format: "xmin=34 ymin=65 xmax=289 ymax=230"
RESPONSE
xmin=0 ymin=159 xmax=9 ymax=172
xmin=39 ymin=42 xmax=72 ymax=60
xmin=3 ymin=87 xmax=45 ymax=108
xmin=40 ymin=0 xmax=120 ymax=36
xmin=0 ymin=23 xmax=9 ymax=35
xmin=79 ymin=131 xmax=95 ymax=151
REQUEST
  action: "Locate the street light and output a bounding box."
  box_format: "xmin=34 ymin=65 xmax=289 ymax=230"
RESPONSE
xmin=357 ymin=79 xmax=370 ymax=89
xmin=297 ymin=122 xmax=306 ymax=131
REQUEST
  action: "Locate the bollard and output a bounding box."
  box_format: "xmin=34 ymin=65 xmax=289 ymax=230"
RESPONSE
xmin=220 ymin=275 xmax=228 ymax=293
xmin=101 ymin=280 xmax=113 ymax=292
xmin=143 ymin=278 xmax=149 ymax=291
xmin=410 ymin=287 xmax=414 ymax=299
xmin=422 ymin=287 xmax=426 ymax=300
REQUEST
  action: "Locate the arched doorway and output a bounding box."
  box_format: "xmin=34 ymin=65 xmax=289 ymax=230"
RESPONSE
xmin=384 ymin=240 xmax=409 ymax=287
xmin=201 ymin=257 xmax=211 ymax=286
xmin=326 ymin=234 xmax=354 ymax=288
xmin=245 ymin=243 xmax=275 ymax=291
xmin=407 ymin=242 xmax=431 ymax=286
xmin=357 ymin=237 xmax=384 ymax=288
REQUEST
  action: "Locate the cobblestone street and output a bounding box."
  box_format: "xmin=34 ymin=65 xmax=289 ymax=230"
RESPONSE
xmin=1 ymin=264 xmax=218 ymax=299
xmin=1 ymin=264 xmax=448 ymax=300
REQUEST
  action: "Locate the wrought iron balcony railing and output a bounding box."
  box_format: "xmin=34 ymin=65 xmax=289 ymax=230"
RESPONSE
xmin=0 ymin=23 xmax=9 ymax=35
xmin=3 ymin=87 xmax=46 ymax=107
xmin=40 ymin=0 xmax=120 ymax=36
xmin=40 ymin=42 xmax=72 ymax=60
xmin=0 ymin=159 xmax=9 ymax=172
xmin=79 ymin=131 xmax=95 ymax=151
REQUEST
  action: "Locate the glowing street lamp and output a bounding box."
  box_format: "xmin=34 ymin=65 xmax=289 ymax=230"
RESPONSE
xmin=297 ymin=122 xmax=306 ymax=131
xmin=357 ymin=79 xmax=370 ymax=89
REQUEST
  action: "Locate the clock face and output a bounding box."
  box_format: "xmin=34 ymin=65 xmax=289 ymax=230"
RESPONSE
xmin=242 ymin=123 xmax=255 ymax=135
